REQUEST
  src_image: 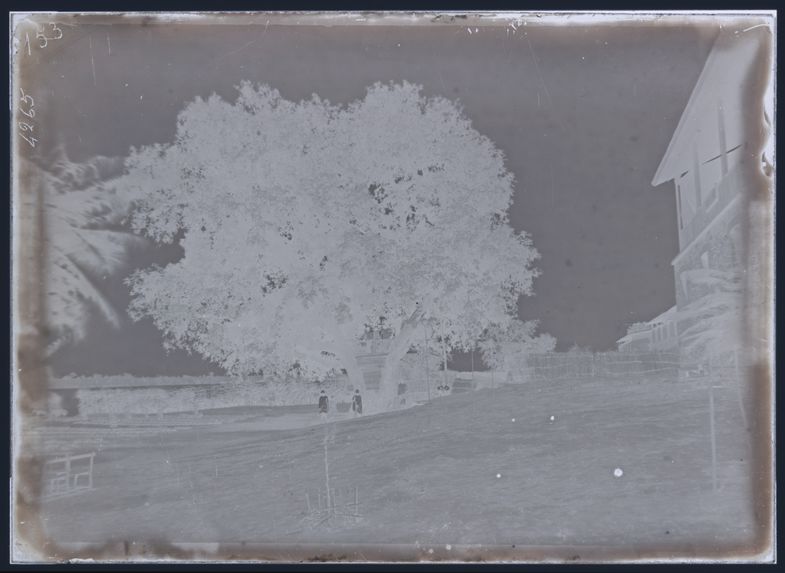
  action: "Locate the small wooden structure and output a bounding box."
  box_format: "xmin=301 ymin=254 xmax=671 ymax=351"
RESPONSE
xmin=42 ymin=452 xmax=95 ymax=499
xmin=304 ymin=486 xmax=361 ymax=526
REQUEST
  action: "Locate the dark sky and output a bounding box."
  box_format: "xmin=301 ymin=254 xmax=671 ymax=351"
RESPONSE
xmin=28 ymin=17 xmax=718 ymax=375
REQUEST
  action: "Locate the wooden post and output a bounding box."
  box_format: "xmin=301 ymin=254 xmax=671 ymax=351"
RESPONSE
xmin=423 ymin=324 xmax=430 ymax=403
xmin=440 ymin=322 xmax=448 ymax=390
xmin=65 ymin=457 xmax=72 ymax=491
xmin=734 ymin=348 xmax=748 ymax=429
xmin=709 ymin=380 xmax=718 ymax=492
xmin=323 ymin=427 xmax=331 ymax=517
xmin=355 ymin=487 xmax=359 ymax=516
xmin=88 ymin=453 xmax=94 ymax=489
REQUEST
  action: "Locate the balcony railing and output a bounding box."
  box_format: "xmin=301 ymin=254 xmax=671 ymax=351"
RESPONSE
xmin=678 ymin=162 xmax=746 ymax=251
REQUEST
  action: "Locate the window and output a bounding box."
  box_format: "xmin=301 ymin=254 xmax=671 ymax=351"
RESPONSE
xmin=729 ymin=224 xmax=743 ymax=266
xmin=717 ymin=102 xmax=729 ymax=175
xmin=676 ymin=183 xmax=684 ymax=229
xmin=679 ymin=272 xmax=691 ymax=301
xmin=701 ymin=155 xmax=722 ymax=209
xmin=725 ymin=144 xmax=744 ymax=172
xmin=679 ymin=172 xmax=697 ymax=224
xmin=692 ymin=148 xmax=703 ymax=208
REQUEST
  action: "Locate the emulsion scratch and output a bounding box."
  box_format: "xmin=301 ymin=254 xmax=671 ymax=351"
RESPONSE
xmin=525 ymin=35 xmax=567 ymax=133
xmin=214 ymin=38 xmax=259 ymax=64
xmin=89 ymin=35 xmax=97 ymax=86
xmin=213 ymin=21 xmax=270 ymax=66
xmin=436 ymin=68 xmax=448 ymax=95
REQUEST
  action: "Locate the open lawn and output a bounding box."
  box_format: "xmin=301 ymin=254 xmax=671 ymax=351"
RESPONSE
xmin=21 ymin=374 xmax=758 ymax=561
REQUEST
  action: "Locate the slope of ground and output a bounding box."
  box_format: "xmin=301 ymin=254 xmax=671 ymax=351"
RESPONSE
xmin=26 ymin=375 xmax=756 ymax=559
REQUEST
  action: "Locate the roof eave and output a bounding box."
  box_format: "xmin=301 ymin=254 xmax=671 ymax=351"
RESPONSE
xmin=651 ymin=32 xmax=723 ymax=187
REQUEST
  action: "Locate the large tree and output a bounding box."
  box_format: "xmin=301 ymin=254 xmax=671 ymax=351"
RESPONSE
xmin=118 ymin=82 xmax=540 ymax=407
xmin=479 ymin=319 xmax=557 ymax=381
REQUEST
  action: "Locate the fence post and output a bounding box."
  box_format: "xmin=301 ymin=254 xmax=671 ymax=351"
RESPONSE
xmin=323 ymin=427 xmax=332 ymax=517
xmin=440 ymin=321 xmax=448 ymax=391
xmin=734 ymin=348 xmax=748 ymax=429
xmin=708 ymin=378 xmax=718 ymax=492
xmin=423 ymin=324 xmax=431 ymax=403
xmin=88 ymin=453 xmax=94 ymax=489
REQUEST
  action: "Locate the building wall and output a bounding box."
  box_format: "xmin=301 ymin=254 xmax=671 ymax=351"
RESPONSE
xmin=653 ymin=31 xmax=764 ymax=370
xmin=649 ymin=318 xmax=679 ymax=353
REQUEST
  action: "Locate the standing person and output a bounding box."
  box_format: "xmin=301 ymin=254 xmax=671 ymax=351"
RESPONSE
xmin=318 ymin=390 xmax=329 ymax=421
xmin=351 ymin=389 xmax=363 ymax=416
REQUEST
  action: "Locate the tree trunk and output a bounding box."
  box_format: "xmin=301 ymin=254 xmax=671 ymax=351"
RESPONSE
xmin=378 ymin=310 xmax=423 ymax=409
xmin=333 ymin=343 xmax=366 ymax=393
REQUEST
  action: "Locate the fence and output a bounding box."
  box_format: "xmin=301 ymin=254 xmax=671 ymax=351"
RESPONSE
xmin=42 ymin=452 xmax=95 ymax=499
xmin=304 ymin=486 xmax=361 ymax=526
xmin=523 ymin=351 xmax=680 ymax=383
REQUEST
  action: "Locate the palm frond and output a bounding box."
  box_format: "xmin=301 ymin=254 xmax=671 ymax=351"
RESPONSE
xmin=23 ymin=148 xmax=146 ymax=355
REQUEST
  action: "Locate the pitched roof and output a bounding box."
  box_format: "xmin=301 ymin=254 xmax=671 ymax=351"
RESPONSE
xmin=651 ymin=28 xmax=766 ymax=186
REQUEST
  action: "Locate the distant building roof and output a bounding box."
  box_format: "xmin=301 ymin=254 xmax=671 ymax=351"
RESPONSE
xmin=617 ymin=305 xmax=678 ymax=347
xmin=627 ymin=322 xmax=654 ymax=334
xmin=617 ymin=329 xmax=651 ymax=347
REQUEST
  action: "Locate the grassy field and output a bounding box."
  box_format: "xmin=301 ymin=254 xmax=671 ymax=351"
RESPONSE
xmin=23 ymin=374 xmax=758 ymax=561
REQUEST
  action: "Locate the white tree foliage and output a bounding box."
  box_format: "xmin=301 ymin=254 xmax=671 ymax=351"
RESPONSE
xmin=479 ymin=320 xmax=557 ymax=379
xmin=27 ymin=145 xmax=143 ymax=356
xmin=118 ymin=82 xmax=541 ymax=402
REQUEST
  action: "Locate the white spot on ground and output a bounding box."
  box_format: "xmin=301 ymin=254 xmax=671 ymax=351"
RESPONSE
xmin=511 ymin=418 xmax=516 ymax=422
xmin=614 ymin=468 xmax=624 ymax=478
xmin=549 ymin=415 xmax=555 ymax=422
xmin=496 ymin=473 xmax=502 ymax=479
xmin=428 ymin=548 xmax=434 ymax=554
xmin=446 ymin=544 xmax=452 ymax=550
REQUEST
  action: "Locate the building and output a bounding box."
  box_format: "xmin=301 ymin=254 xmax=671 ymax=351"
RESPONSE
xmin=650 ymin=28 xmax=767 ymax=368
xmin=617 ymin=322 xmax=655 ymax=353
xmin=617 ymin=305 xmax=678 ymax=353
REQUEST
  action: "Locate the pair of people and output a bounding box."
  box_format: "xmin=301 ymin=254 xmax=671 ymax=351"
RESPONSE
xmin=317 ymin=389 xmax=363 ymax=420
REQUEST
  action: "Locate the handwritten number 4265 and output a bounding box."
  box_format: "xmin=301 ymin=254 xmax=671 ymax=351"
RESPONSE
xmin=18 ymin=89 xmax=37 ymax=148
